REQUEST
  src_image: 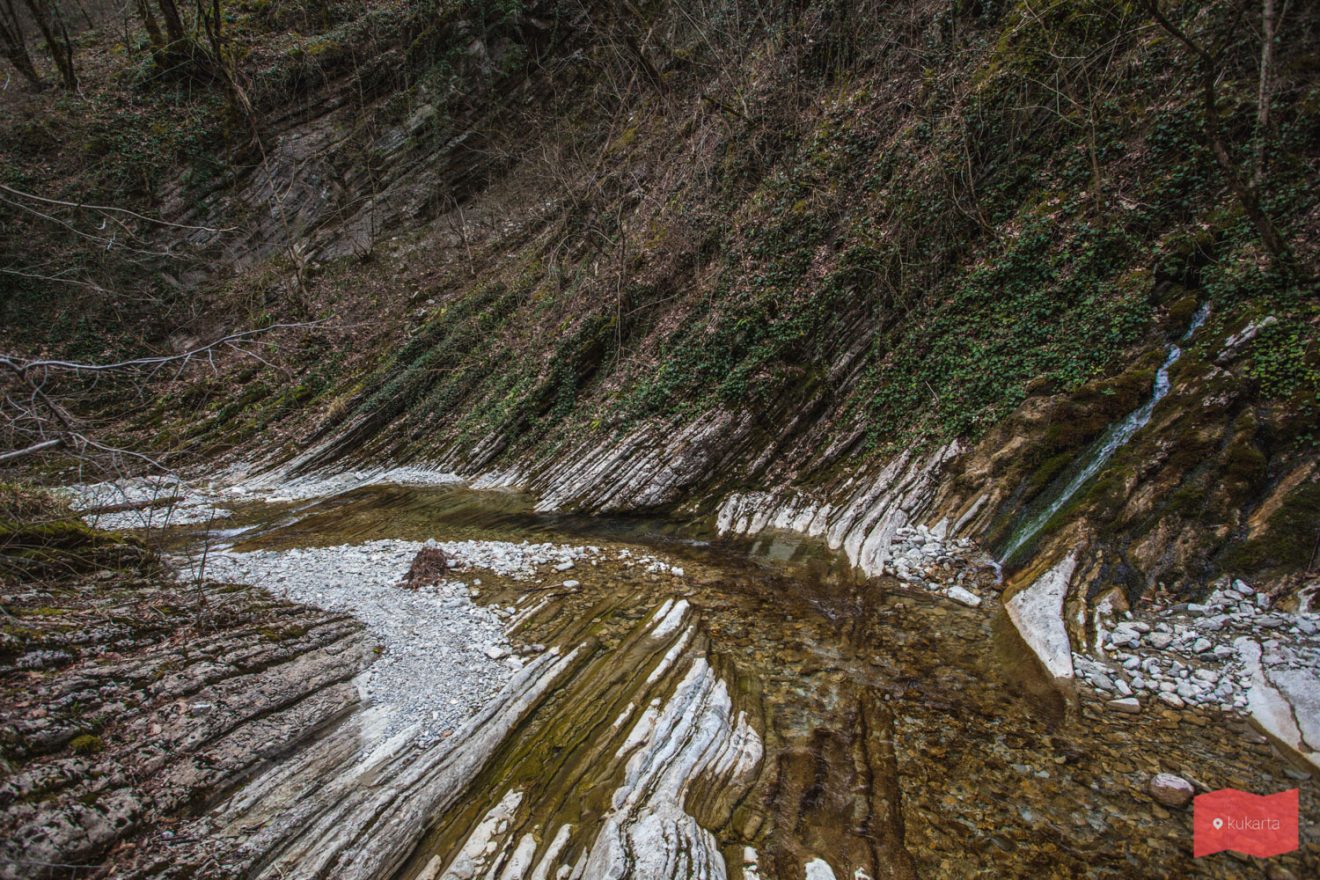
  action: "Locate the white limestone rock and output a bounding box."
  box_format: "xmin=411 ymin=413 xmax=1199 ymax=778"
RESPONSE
xmin=945 ymin=586 xmax=982 ymax=608
xmin=1005 ymin=554 xmax=1077 ymax=681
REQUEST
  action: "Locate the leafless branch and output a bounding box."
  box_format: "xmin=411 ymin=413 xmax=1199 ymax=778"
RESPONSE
xmin=0 ymin=183 xmax=234 ymax=233
xmin=0 ymin=322 xmax=323 ymax=375
xmin=1 ymin=322 xmax=325 ymax=477
xmin=0 ymin=437 xmax=63 ymax=464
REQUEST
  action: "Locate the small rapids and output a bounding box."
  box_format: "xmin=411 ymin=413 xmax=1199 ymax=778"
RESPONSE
xmin=997 ymin=304 xmax=1211 ymax=568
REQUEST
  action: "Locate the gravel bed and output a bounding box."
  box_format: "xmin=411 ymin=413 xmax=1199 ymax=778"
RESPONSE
xmin=199 ymin=537 xmax=606 ymax=747
xmin=61 ymin=476 xmax=231 ymax=529
xmin=227 ymin=466 xmax=464 ymax=503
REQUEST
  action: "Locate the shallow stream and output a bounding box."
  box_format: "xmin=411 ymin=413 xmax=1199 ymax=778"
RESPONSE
xmin=184 ymin=484 xmax=1315 ymax=879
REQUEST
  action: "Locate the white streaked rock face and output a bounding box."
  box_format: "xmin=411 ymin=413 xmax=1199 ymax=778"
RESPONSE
xmin=430 ymin=790 xmax=526 ymax=879
xmin=1236 ymin=637 xmax=1320 ymax=771
xmin=714 ymin=443 xmax=963 ymax=579
xmin=1004 ymin=554 xmax=1077 ymax=681
xmin=650 ymin=598 xmax=691 ymax=639
xmin=579 ymin=657 xmax=763 ymax=880
xmin=165 ymin=647 xmax=582 ymax=880
xmin=419 ymin=657 xmax=763 ymax=880
xmin=472 ymin=411 xmax=752 ymax=514
xmin=222 ymin=458 xmax=463 ymax=502
xmin=528 ymin=825 xmax=574 ymax=880
xmin=803 ymin=857 xmax=837 ymax=879
xmin=401 ymin=597 xmax=762 ymax=880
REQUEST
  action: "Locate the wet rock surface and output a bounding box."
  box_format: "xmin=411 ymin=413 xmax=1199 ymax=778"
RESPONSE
xmin=212 ymin=486 xmax=1320 ymax=877
xmin=6 ymin=481 xmax=1318 ymax=879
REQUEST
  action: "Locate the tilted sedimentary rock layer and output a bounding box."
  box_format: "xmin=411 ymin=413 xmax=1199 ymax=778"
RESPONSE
xmin=1235 ymin=638 xmax=1320 ymax=772
xmin=124 ymin=647 xmax=585 ymax=879
xmin=415 ymin=600 xmax=763 ymax=880
xmin=577 ymin=655 xmax=762 ymax=879
xmin=714 ymin=443 xmax=964 ymax=578
xmin=0 ymin=577 xmax=369 ymax=880
xmin=470 ymin=410 xmax=755 ymax=514
xmin=1003 ymin=553 xmax=1078 ymax=682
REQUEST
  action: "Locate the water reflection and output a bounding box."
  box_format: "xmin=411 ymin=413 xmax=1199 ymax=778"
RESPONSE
xmin=203 ymin=484 xmax=1314 ymax=878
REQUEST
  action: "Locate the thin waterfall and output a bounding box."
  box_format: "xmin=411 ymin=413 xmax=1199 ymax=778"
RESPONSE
xmin=996 ymin=303 xmax=1211 ymax=570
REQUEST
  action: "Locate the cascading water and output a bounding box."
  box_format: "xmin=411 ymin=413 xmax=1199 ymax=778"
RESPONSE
xmin=996 ymin=303 xmax=1211 ymax=570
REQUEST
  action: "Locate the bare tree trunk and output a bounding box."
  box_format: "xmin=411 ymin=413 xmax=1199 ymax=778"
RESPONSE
xmin=1198 ymin=69 xmax=1288 ymax=261
xmin=0 ymin=438 xmax=62 ymax=464
xmin=0 ymin=0 xmax=42 ymax=87
xmin=135 ymin=0 xmax=164 ymax=51
xmin=196 ymin=0 xmax=220 ymax=53
xmin=69 ymin=0 xmax=91 ymax=30
xmin=1140 ymin=0 xmax=1290 ymax=268
xmin=156 ymin=0 xmax=184 ymax=45
xmin=1253 ymin=0 xmax=1277 ymax=187
xmin=21 ymin=0 xmax=76 ymax=89
xmin=194 ymin=0 xmax=256 ymax=130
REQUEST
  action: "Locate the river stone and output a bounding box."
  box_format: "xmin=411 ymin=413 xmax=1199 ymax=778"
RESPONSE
xmin=1004 ymin=554 xmax=1076 ymax=681
xmin=1107 ymin=697 xmax=1141 ymax=714
xmin=1089 ymin=672 xmax=1115 ymax=692
xmin=1147 ymin=632 xmax=1174 ymax=650
xmin=946 ymin=586 xmax=982 ymax=608
xmin=804 ymin=858 xmax=837 ymax=880
xmin=1111 ymin=626 xmax=1141 ymax=648
xmin=1147 ymin=773 xmax=1194 ymax=808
